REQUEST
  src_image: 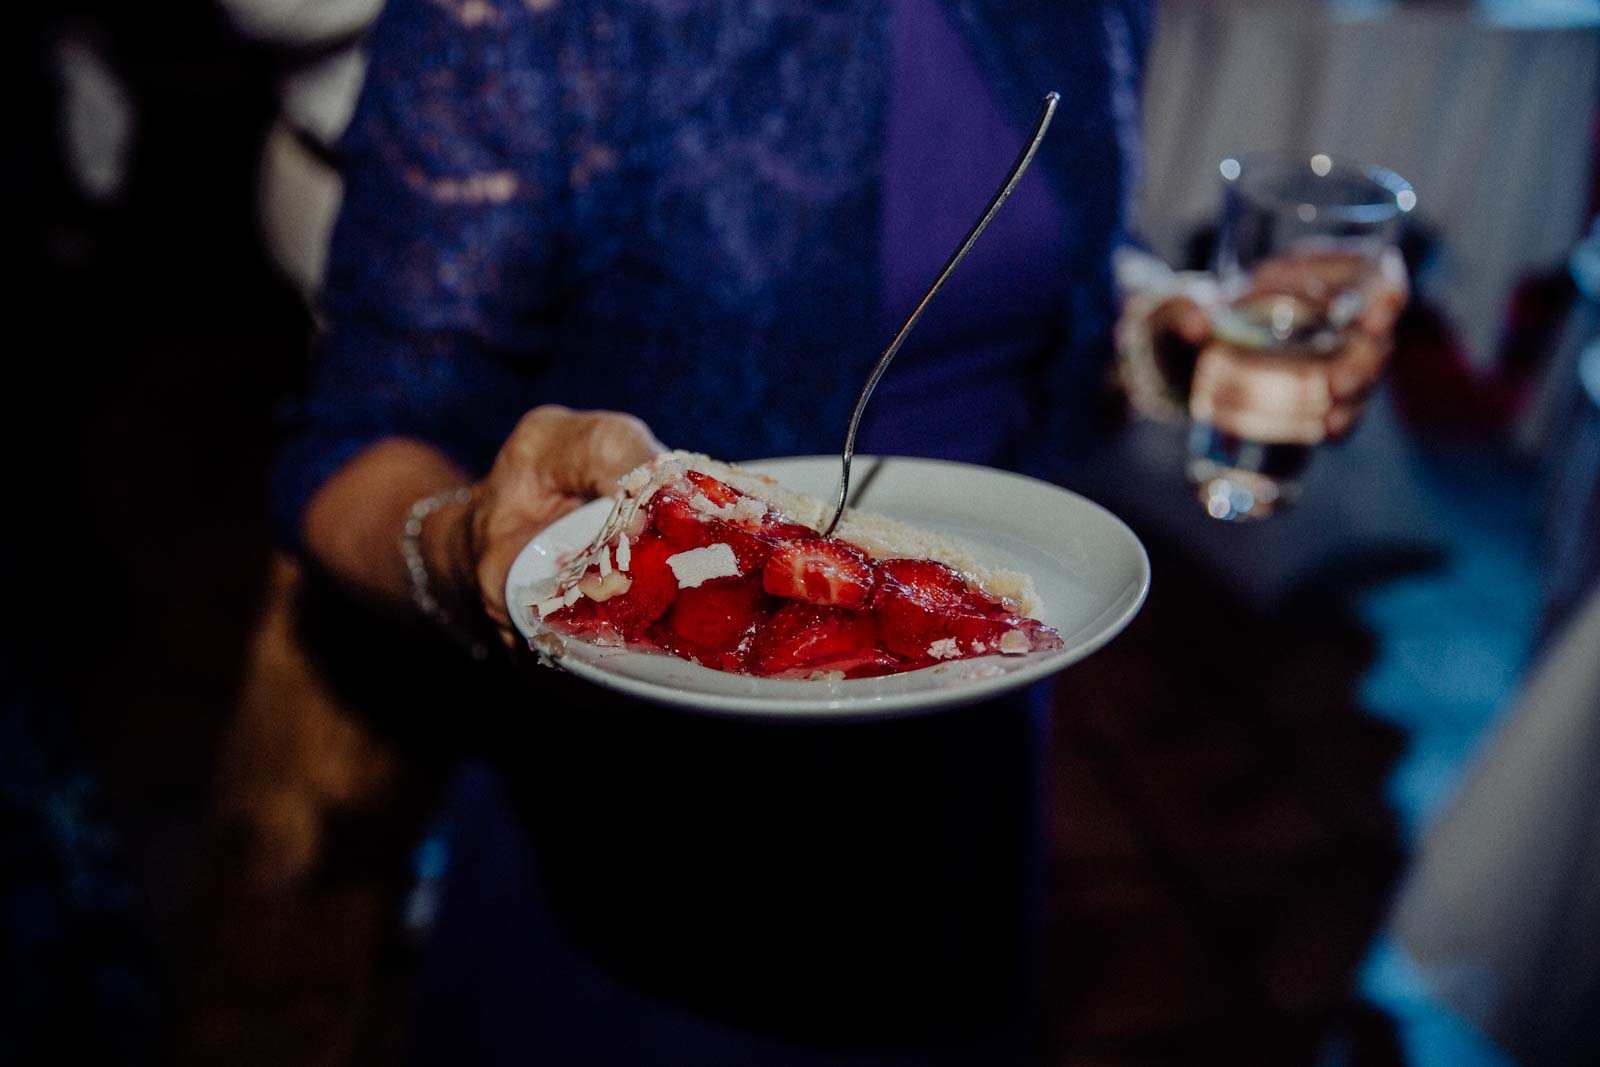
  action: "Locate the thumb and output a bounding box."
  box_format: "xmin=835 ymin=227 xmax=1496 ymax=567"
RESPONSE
xmin=543 ymin=408 xmax=669 ymax=499
xmin=1153 ymin=295 xmax=1212 ymax=346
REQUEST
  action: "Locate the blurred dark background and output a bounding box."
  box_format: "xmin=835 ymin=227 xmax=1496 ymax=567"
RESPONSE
xmin=7 ymin=2 xmax=312 ymax=1062
xmin=5 ymin=2 xmax=1598 ymax=1065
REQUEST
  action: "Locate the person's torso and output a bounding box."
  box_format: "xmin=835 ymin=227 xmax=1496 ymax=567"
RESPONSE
xmin=468 ymin=0 xmax=1135 ymax=470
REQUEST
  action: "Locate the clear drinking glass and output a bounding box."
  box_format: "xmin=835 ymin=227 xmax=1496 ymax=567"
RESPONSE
xmin=1187 ymin=154 xmax=1414 ymax=520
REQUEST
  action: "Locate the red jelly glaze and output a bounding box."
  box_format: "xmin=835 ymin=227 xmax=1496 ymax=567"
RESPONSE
xmin=652 ymin=488 xmax=773 ymax=574
xmin=750 ymin=603 xmax=894 ymax=677
xmin=541 ymin=470 xmax=1061 ymax=677
xmin=657 ymin=574 xmax=776 ymax=671
xmin=594 ymin=532 xmax=679 ymax=640
xmin=874 ymin=558 xmax=1063 ymax=661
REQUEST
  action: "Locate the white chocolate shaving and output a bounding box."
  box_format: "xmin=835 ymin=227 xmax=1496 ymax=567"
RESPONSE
xmin=579 ymin=569 xmax=632 ymax=602
xmin=664 ymin=543 xmax=741 ymax=589
xmin=688 ymin=492 xmax=767 ymax=526
xmin=618 ymin=465 xmax=651 ymax=493
xmin=635 ymin=482 xmax=663 ymax=513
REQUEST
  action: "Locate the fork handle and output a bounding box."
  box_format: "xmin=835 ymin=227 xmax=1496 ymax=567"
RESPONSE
xmin=822 ymin=90 xmax=1061 ymax=537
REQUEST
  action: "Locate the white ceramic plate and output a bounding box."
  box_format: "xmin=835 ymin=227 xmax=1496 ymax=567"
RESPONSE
xmin=506 ymin=456 xmax=1149 ymax=719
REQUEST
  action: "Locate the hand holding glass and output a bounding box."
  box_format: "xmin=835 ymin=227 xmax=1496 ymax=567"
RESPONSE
xmin=1187 ymin=155 xmax=1413 ymax=520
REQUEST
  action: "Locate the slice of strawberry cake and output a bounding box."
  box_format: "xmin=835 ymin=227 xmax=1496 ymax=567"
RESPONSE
xmin=521 ymin=453 xmax=1062 ymax=679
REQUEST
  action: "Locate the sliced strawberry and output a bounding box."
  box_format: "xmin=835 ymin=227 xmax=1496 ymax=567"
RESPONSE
xmin=682 ymin=469 xmax=745 ymax=507
xmin=760 ymin=516 xmax=822 ymax=543
xmin=651 ymin=492 xmax=715 ymax=552
xmin=723 ymin=529 xmax=773 ymax=573
xmin=761 ymin=539 xmax=876 ymax=609
xmin=873 ymin=596 xmax=943 ymax=661
xmin=542 ymin=589 xmax=606 ymax=636
xmin=649 ymin=489 xmax=773 ymax=573
xmin=872 ymin=558 xmax=1061 ymax=661
xmin=649 ymin=476 xmax=787 ymax=575
xmin=749 ymin=603 xmax=883 ymax=676
xmin=599 ymin=532 xmax=679 ymax=639
xmin=877 ymin=558 xmax=982 ymax=606
xmin=873 ymin=561 xmax=961 ymax=658
xmin=662 ymin=575 xmax=774 ymax=668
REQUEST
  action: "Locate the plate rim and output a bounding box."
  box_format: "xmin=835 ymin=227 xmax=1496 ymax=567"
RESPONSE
xmin=506 ymin=455 xmax=1149 ymax=720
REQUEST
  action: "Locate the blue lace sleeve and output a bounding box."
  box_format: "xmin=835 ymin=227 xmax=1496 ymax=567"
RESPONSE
xmin=271 ymin=0 xmax=565 ymax=544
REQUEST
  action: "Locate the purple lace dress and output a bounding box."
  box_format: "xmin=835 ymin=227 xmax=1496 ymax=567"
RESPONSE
xmin=272 ymin=0 xmax=1148 ymax=533
xmin=273 ymin=0 xmax=1150 ymax=1062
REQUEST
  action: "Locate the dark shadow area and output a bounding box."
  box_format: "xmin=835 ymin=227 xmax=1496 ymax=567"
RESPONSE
xmin=491 ymin=690 xmax=1042 ymax=1056
xmin=1040 ymin=523 xmax=1416 ymax=1065
xmin=176 ymin=578 xmax=486 ymax=1067
xmin=6 ymin=3 xmax=311 ymax=1064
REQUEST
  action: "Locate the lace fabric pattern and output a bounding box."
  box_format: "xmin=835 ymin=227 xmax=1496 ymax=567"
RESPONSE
xmin=273 ymin=0 xmax=1149 ymax=541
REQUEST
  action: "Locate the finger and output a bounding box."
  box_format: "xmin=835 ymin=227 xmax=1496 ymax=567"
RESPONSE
xmin=1205 ymin=405 xmax=1328 ymax=445
xmin=1246 ymin=248 xmax=1366 ymax=304
xmin=474 ymin=492 xmax=588 ymax=629
xmin=1151 ymin=295 xmax=1212 ymax=345
xmin=1324 ymin=400 xmax=1363 ymax=440
xmin=516 ymin=405 xmax=668 ymax=498
xmin=1327 ymin=332 xmax=1391 ymax=402
xmin=1189 ymin=344 xmax=1331 ymax=444
xmin=1205 ymin=402 xmax=1327 ymax=445
xmin=1357 ymin=246 xmax=1409 ymax=337
xmin=568 ymin=410 xmax=669 ymax=496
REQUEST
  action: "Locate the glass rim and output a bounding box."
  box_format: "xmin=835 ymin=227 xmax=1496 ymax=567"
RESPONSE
xmin=1220 ymin=153 xmax=1416 ymax=225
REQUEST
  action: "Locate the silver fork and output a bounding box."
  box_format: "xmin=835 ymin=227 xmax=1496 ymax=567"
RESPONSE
xmin=821 ymin=90 xmax=1061 ymax=537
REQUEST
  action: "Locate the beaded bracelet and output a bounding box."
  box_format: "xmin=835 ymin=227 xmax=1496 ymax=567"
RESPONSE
xmin=399 ymin=486 xmax=488 ymax=660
